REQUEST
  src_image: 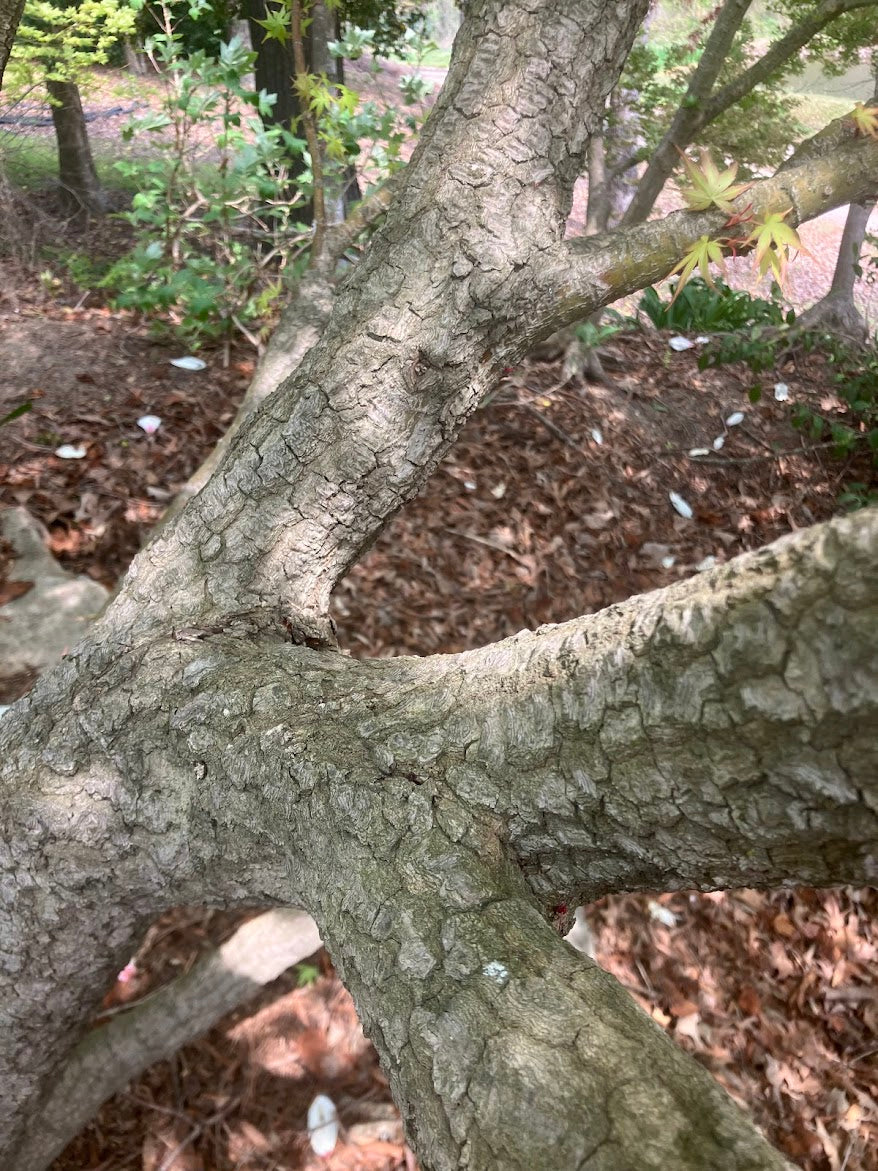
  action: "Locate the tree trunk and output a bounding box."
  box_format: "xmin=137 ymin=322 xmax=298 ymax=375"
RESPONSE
xmin=45 ymin=77 xmax=108 ymax=215
xmin=797 ymin=199 xmax=876 ymax=338
xmin=0 ymin=0 xmax=23 ymax=90
xmin=2 ymin=2 xmax=878 ymax=1167
xmin=797 ymin=62 xmax=877 ymax=339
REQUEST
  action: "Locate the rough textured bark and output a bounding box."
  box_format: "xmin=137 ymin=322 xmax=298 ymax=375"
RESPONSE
xmin=45 ymin=78 xmax=108 ymax=215
xmin=159 ymin=178 xmax=398 ymax=525
xmin=0 ymin=0 xmax=23 ymax=90
xmin=4 ymin=511 xmax=876 ymax=1169
xmin=621 ymin=0 xmax=878 ymax=227
xmin=2 ymin=2 xmax=878 ymax=1167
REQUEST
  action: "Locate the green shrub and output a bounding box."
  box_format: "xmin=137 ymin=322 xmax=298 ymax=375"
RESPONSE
xmin=99 ymin=2 xmax=431 ymax=346
xmin=639 ymin=277 xmax=792 ymax=333
xmin=101 ymin=27 xmax=307 ymax=346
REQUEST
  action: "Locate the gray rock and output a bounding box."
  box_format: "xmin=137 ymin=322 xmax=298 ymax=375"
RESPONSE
xmin=0 ymin=508 xmax=108 ymax=695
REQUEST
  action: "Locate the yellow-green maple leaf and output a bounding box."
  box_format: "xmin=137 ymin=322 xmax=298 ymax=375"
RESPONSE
xmin=850 ymin=101 xmax=878 ymax=139
xmin=678 ymin=149 xmax=752 ymax=215
xmin=668 ymin=234 xmax=727 ymax=302
xmin=745 ymin=209 xmax=807 ymax=286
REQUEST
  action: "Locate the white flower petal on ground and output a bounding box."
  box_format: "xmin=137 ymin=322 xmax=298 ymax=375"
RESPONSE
xmin=590 ymin=427 xmax=604 ymax=445
xmin=55 ymin=444 xmax=87 ymax=459
xmin=774 ymin=382 xmax=790 ymax=401
xmin=688 ymin=448 xmax=710 ymax=458
xmin=137 ymin=415 xmax=162 ymax=435
xmin=725 ymin=411 xmax=745 ymax=427
xmin=669 ymin=491 xmax=693 ymax=519
xmin=712 ymin=435 xmax=725 ymax=450
xmin=169 ymin=356 xmax=206 ymax=371
xmin=307 ymin=1094 xmax=339 ymax=1157
xmin=669 ymin=336 xmax=695 ymax=351
xmin=648 ymin=901 xmax=678 ymax=927
xmin=695 ymin=335 xmax=710 ymax=345
xmin=696 ymin=555 xmax=717 ymax=572
xmin=661 ymin=555 xmax=676 ymax=569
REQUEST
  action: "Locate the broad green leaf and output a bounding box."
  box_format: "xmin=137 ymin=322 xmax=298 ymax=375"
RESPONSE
xmin=850 ymin=102 xmax=878 ymax=139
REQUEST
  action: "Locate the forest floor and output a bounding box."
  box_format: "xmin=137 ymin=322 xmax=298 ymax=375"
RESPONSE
xmin=1 ymin=276 xmax=877 ymax=1171
xmin=1 ymin=53 xmax=877 ymax=1171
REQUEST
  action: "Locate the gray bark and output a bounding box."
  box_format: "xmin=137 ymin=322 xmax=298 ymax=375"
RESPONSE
xmin=0 ymin=0 xmax=23 ymax=90
xmin=4 ymin=511 xmax=877 ymax=1170
xmin=45 ymin=78 xmax=108 ymax=216
xmin=2 ymin=2 xmax=878 ymax=1167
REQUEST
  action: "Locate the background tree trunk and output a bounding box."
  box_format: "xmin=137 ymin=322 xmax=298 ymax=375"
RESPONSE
xmin=45 ymin=78 xmax=108 ymax=215
xmin=0 ymin=0 xmax=23 ymax=90
xmin=797 ymin=61 xmax=877 ymax=338
xmin=246 ymin=0 xmax=357 ymax=218
xmin=797 ymin=198 xmax=876 ymax=337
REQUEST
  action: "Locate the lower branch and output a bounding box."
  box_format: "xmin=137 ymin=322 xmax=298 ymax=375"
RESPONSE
xmin=15 ymin=909 xmax=321 ymax=1171
xmin=313 ymin=832 xmax=793 ymax=1171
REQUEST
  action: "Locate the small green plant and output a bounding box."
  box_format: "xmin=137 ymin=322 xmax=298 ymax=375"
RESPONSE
xmin=295 ymin=962 xmax=320 ymax=987
xmin=790 ymin=332 xmax=878 ymax=467
xmin=702 ymin=322 xmax=878 ymax=504
xmin=838 ymin=482 xmax=878 ymax=511
xmin=574 ymin=307 xmax=635 ymax=349
xmin=101 ymin=11 xmax=309 ymax=347
xmin=639 ymin=278 xmax=790 ymax=333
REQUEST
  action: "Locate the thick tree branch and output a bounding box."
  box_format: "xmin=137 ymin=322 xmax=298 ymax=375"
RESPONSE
xmin=3 ymin=513 xmax=875 ymax=1160
xmin=159 ymin=176 xmax=400 ymax=527
xmin=700 ymin=0 xmax=877 ymax=127
xmin=622 ymin=0 xmax=754 ymax=225
xmin=318 ymin=842 xmax=795 ymax=1171
xmin=97 ymin=0 xmax=651 ymax=646
xmin=398 ymin=509 xmax=878 ymax=903
xmin=2 ymin=4 xmax=876 ymax=1165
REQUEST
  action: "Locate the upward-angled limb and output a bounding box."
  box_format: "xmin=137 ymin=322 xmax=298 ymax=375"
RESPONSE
xmin=621 ymin=0 xmax=878 ymax=226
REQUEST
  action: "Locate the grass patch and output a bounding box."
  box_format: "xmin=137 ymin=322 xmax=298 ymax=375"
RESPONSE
xmin=0 ymin=131 xmax=141 ymax=195
xmin=385 ymin=44 xmax=451 ymax=69
xmin=787 ymin=91 xmax=854 ymax=135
